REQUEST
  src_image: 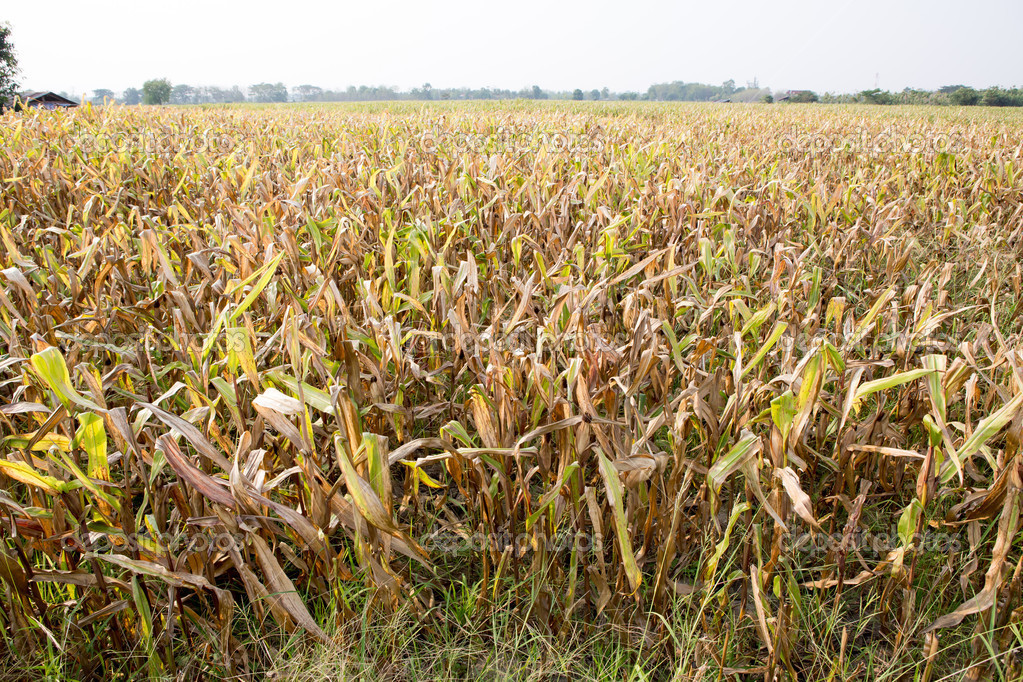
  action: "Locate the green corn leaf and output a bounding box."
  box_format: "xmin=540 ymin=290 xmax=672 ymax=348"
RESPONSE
xmin=48 ymin=448 xmax=121 ymax=514
xmin=441 ymin=420 xmax=475 ymax=448
xmin=771 ymin=391 xmax=797 ymax=446
xmin=526 ymin=463 xmax=579 ymax=531
xmin=203 ymin=250 xmax=286 ymax=359
xmin=3 ymin=432 xmax=72 ymax=452
xmin=267 ymin=371 xmax=336 ymax=415
xmin=76 ymin=413 xmax=108 ymax=482
xmin=942 ymin=392 xmax=1023 ymax=484
xmin=898 ymin=499 xmax=923 ymax=547
xmin=597 ymin=449 xmax=642 ymax=593
xmin=362 ymin=433 xmax=391 ymax=513
xmin=742 ymin=322 xmax=788 ymax=379
xmin=920 ymin=356 xmax=947 ymax=422
xmin=822 ymin=341 xmax=845 ymax=373
xmin=30 ymin=347 xmax=104 ymax=412
xmin=334 ymin=434 xmax=403 ymax=536
xmin=740 ymin=302 xmax=776 ymax=337
xmin=708 ymin=431 xmax=761 ymax=493
xmin=853 ymin=368 xmax=936 ymax=410
xmin=704 ymin=501 xmax=751 ymax=584
xmin=847 ymin=286 xmax=895 ymax=346
xmin=0 ymin=460 xmax=80 ymax=495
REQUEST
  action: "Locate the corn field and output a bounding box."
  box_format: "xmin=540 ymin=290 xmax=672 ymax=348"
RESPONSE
xmin=1 ymin=101 xmax=1023 ymax=679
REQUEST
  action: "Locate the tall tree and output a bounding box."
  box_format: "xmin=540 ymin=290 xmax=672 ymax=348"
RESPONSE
xmin=171 ymin=84 xmax=196 ymax=105
xmin=949 ymin=87 xmax=980 ymax=106
xmin=248 ymin=82 xmax=288 ymax=103
xmin=292 ymin=84 xmax=323 ymax=102
xmin=0 ymin=23 xmax=19 ymax=106
xmin=90 ymin=88 xmax=115 ymax=104
xmin=142 ymin=79 xmax=171 ymax=105
xmin=122 ymin=87 xmax=142 ymax=105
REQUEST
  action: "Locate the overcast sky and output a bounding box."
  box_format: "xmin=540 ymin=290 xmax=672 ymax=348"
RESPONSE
xmin=4 ymin=0 xmax=1021 ymax=96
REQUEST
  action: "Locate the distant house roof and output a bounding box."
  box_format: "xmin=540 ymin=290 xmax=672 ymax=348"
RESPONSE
xmin=14 ymin=91 xmax=79 ymax=111
xmin=777 ymin=90 xmax=815 ymax=102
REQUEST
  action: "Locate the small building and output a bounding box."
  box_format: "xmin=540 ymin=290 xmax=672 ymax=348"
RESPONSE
xmin=13 ymin=91 xmax=79 ymax=111
xmin=778 ymin=90 xmax=819 ymax=103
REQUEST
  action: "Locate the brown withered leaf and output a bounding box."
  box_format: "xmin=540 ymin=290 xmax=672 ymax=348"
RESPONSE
xmin=775 ymin=467 xmax=823 ymax=531
xmin=143 ymin=402 xmax=231 ymax=471
xmin=157 ymin=435 xmax=236 ymax=509
xmin=249 ymin=535 xmax=329 ymax=643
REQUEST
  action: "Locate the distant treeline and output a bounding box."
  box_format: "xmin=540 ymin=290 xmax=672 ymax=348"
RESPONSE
xmin=824 ymin=85 xmax=1023 ymax=107
xmin=74 ymin=80 xmax=1023 ymax=106
xmin=76 ymin=80 xmax=772 ymax=105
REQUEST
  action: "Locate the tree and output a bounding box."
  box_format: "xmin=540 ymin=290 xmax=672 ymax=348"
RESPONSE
xmin=122 ymin=87 xmax=141 ymax=105
xmin=248 ymin=82 xmax=288 ymax=103
xmin=142 ymin=79 xmax=172 ymax=105
xmin=589 ymin=89 xmax=600 ymax=100
xmin=788 ymin=90 xmax=819 ymax=103
xmin=949 ymin=87 xmax=979 ymax=106
xmin=0 ymin=23 xmax=19 ymax=107
xmin=761 ymin=93 xmax=774 ymax=104
xmin=980 ymin=87 xmax=1018 ymax=107
xmin=858 ymin=89 xmax=894 ymax=105
xmin=292 ymin=84 xmax=323 ymax=102
xmin=90 ymin=88 xmax=115 ymax=105
xmin=224 ymin=86 xmax=247 ymax=103
xmin=531 ymin=85 xmax=546 ymax=100
xmin=572 ymin=89 xmax=584 ymax=100
xmin=645 ymin=80 xmax=739 ymax=102
xmin=171 ymin=84 xmax=196 ymax=105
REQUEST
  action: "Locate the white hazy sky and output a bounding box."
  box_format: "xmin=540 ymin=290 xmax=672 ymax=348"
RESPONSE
xmin=4 ymin=0 xmax=1021 ymax=96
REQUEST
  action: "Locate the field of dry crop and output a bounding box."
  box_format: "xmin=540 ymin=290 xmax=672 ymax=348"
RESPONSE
xmin=1 ymin=101 xmax=1023 ymax=680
